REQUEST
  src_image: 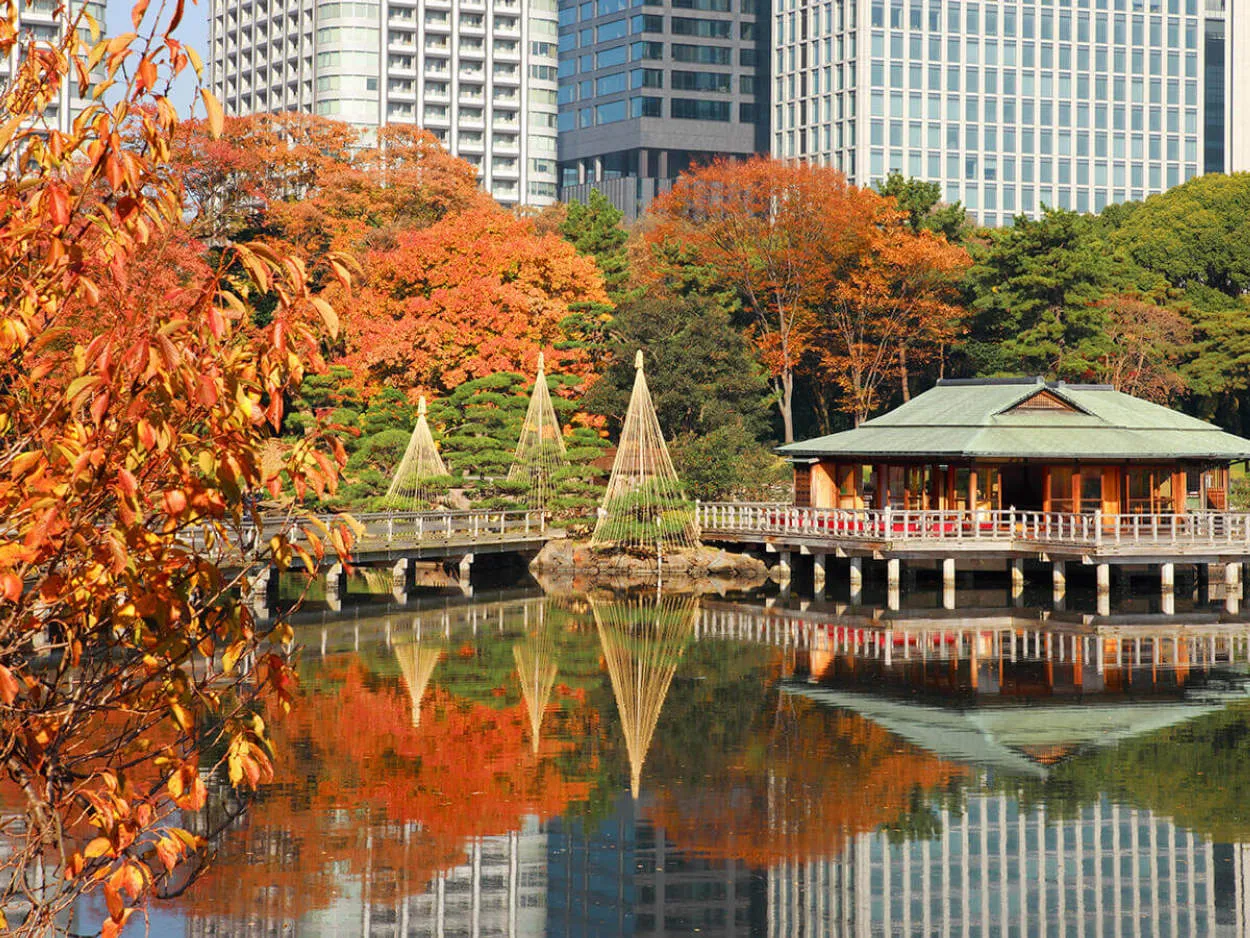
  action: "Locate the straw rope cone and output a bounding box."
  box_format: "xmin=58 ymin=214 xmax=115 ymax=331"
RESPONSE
xmin=386 ymin=395 xmax=449 ymax=510
xmin=592 ymin=350 xmax=700 ymax=553
xmin=508 ymin=352 xmax=569 ymax=511
xmin=593 ymin=594 xmax=699 ymax=798
xmin=394 ymin=641 xmax=443 ymax=727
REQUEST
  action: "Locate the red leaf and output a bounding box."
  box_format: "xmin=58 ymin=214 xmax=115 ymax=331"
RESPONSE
xmin=0 ymin=664 xmax=18 ymax=704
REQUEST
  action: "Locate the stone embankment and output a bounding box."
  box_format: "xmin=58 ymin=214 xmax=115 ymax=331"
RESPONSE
xmin=531 ymin=539 xmax=769 ymax=593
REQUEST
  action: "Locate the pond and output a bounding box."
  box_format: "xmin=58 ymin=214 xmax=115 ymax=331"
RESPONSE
xmin=90 ymin=579 xmax=1250 ymax=936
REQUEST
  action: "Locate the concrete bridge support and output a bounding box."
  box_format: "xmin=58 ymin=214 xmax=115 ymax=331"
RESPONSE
xmin=1009 ymin=558 xmax=1025 ymax=601
xmin=942 ymin=558 xmax=956 ymax=611
xmin=886 ymin=558 xmax=901 ymax=611
xmin=848 ymin=557 xmax=863 ymax=605
xmin=457 ymin=553 xmax=474 ymax=597
xmin=325 ymin=563 xmax=347 ymax=612
xmin=812 ymin=553 xmax=827 ymax=597
xmin=1096 ymin=563 xmax=1111 ymax=617
xmin=1052 ymin=561 xmax=1066 ymax=610
xmin=1227 ymin=561 xmax=1242 ymax=614
xmin=247 ymin=566 xmax=278 ymax=620
xmin=392 ymin=558 xmax=413 ymax=603
xmin=1161 ymin=562 xmax=1176 ymax=616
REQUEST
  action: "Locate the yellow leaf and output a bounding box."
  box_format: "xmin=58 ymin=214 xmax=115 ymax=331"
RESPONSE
xmin=200 ymin=88 xmax=223 ymax=138
xmin=309 ymin=297 xmax=339 ymax=339
xmin=84 ymin=836 xmax=113 ymax=859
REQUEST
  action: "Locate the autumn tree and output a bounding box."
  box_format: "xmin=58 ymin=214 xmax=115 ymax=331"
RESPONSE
xmin=1093 ymin=295 xmax=1193 ymax=403
xmin=820 ymin=226 xmax=971 ymax=423
xmin=641 ymin=158 xmax=891 ymax=443
xmin=341 ymin=205 xmax=607 ymax=395
xmin=0 ymin=9 xmax=349 ymax=936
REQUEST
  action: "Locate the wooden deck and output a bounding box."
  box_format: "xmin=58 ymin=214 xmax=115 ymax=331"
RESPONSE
xmin=697 ymin=503 xmax=1250 ymax=562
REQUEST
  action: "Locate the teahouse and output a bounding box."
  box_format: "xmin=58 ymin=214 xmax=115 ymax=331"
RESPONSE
xmin=779 ymin=378 xmax=1250 ymax=516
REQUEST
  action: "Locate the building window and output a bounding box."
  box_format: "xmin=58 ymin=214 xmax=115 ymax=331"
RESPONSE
xmin=629 ymin=95 xmax=662 ymax=116
xmin=671 ymin=16 xmax=732 ymax=37
xmin=631 ymin=67 xmax=664 ymax=88
xmin=672 ymin=43 xmax=730 ymax=64
xmin=671 ymin=70 xmax=731 ymax=92
xmin=671 ymin=97 xmax=730 ymax=120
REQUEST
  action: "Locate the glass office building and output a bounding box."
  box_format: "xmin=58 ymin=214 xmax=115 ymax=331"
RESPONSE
xmin=555 ymin=0 xmax=770 ymax=220
xmin=772 ymin=0 xmax=1246 ymax=225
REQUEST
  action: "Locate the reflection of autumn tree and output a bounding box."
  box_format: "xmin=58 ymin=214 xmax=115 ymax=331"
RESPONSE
xmin=647 ymin=697 xmax=968 ymax=865
xmin=179 ymin=657 xmax=600 ymax=923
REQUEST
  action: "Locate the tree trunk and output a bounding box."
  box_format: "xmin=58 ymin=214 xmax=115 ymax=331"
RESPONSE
xmin=780 ymin=368 xmax=795 ymax=443
xmin=899 ymin=344 xmax=911 ymax=402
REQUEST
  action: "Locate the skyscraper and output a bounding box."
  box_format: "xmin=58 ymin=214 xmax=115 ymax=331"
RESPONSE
xmin=208 ymin=0 xmax=561 ymax=206
xmin=771 ymin=0 xmax=1249 ymax=226
xmin=555 ymin=0 xmax=770 ymax=220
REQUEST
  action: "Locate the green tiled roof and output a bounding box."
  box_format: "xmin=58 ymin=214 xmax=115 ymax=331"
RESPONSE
xmin=779 ymin=378 xmax=1250 ymax=462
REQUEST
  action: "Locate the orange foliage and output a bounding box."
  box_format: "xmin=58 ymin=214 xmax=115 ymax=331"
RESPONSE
xmin=640 ymin=157 xmax=897 ymax=441
xmin=341 ymin=206 xmax=607 ymax=394
xmin=821 ymin=225 xmax=971 ymax=423
xmin=648 ymin=699 xmax=967 ymax=865
xmin=180 ymin=658 xmax=598 ymax=922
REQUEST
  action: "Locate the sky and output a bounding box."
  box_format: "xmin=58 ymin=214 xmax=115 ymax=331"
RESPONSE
xmin=104 ymin=0 xmax=211 ymax=116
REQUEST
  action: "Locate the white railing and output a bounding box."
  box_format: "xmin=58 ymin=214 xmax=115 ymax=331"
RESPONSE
xmin=228 ymin=509 xmax=547 ymax=555
xmin=696 ymin=503 xmax=1250 ymax=551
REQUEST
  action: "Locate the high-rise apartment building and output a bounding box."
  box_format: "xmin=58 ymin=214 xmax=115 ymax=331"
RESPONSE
xmin=555 ymin=0 xmax=770 ymax=219
xmin=1 ymin=0 xmax=105 ymax=133
xmin=771 ymin=0 xmax=1249 ymax=226
xmin=208 ymin=0 xmax=561 ymax=206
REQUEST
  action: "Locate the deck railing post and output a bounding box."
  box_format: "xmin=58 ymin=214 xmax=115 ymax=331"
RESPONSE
xmin=1094 ymin=509 xmax=1102 ymax=548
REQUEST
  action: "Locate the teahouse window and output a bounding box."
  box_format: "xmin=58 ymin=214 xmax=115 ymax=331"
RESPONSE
xmin=1050 ymin=466 xmax=1075 ymax=513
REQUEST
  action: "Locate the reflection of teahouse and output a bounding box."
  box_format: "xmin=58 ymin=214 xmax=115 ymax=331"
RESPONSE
xmin=593 ymin=595 xmax=698 ymax=798
xmin=393 ymin=640 xmax=442 ymax=727
xmin=780 ymin=378 xmax=1250 ymax=514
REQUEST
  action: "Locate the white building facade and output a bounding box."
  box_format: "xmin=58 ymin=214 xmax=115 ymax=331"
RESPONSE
xmin=771 ymin=0 xmax=1249 ymax=226
xmin=209 ymin=0 xmax=560 ymax=206
xmin=1 ymin=0 xmax=107 ymax=133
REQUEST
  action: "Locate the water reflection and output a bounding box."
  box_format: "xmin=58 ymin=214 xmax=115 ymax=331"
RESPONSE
xmin=157 ymin=590 xmax=1250 ymax=937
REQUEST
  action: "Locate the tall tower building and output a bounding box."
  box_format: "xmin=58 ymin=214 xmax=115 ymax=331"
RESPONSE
xmin=555 ymin=0 xmax=771 ymax=220
xmin=772 ymin=0 xmax=1247 ymax=226
xmin=208 ymin=0 xmax=560 ymax=206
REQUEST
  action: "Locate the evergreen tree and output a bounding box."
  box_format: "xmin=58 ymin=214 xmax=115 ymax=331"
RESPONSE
xmin=876 ymin=172 xmax=969 ymax=241
xmin=961 ymin=208 xmax=1140 ymax=378
xmin=584 ymin=291 xmax=776 ymax=441
xmin=559 ymin=188 xmax=629 ymax=299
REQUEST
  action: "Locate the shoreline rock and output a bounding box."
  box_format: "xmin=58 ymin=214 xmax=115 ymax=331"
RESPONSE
xmin=531 ymin=540 xmax=769 ymax=592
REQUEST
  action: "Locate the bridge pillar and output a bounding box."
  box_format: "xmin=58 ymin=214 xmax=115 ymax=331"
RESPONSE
xmin=812 ymin=553 xmax=827 ymax=597
xmin=848 ymin=556 xmax=863 ymax=605
xmin=1096 ymin=563 xmax=1111 ymax=617
xmin=1052 ymin=561 xmax=1066 ymax=610
xmin=941 ymin=558 xmax=956 ymax=610
xmin=458 ymin=553 xmax=474 ymax=597
xmin=1226 ymin=562 xmax=1242 ymax=614
xmin=392 ymin=558 xmax=413 ymax=603
xmin=248 ymin=565 xmax=278 ymax=621
xmin=1009 ymin=558 xmax=1025 ymax=598
xmin=325 ymin=563 xmax=346 ymax=612
xmin=1160 ymin=562 xmax=1176 ymax=616
xmin=774 ymin=551 xmax=793 ymax=583
xmin=886 ymin=558 xmax=901 ymax=611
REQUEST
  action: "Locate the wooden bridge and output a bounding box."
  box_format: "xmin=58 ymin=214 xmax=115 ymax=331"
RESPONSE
xmin=697 ymin=502 xmax=1250 ymax=613
xmin=231 ymin=508 xmax=553 ymax=610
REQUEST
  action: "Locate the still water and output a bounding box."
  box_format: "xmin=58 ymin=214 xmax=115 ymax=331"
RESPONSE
xmin=130 ymin=578 xmax=1250 ymax=937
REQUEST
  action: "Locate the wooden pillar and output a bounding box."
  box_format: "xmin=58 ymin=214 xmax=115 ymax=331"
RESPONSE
xmin=875 ymin=464 xmax=887 ymax=510
xmin=1042 ymin=465 xmax=1052 ymax=512
xmin=969 ymin=466 xmax=979 ymax=513
xmin=946 ymin=465 xmax=956 ymax=510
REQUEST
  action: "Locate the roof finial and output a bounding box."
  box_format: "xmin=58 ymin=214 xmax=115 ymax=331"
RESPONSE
xmin=635 ymin=349 xmax=644 ymax=371
xmin=418 ymin=395 xmax=427 ymax=417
